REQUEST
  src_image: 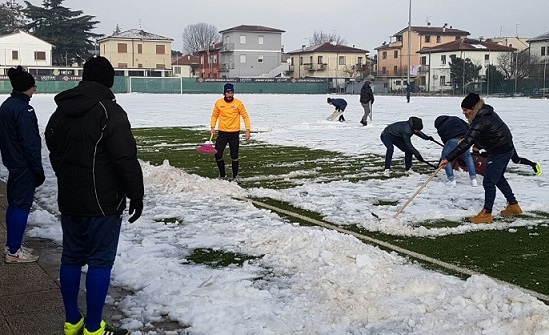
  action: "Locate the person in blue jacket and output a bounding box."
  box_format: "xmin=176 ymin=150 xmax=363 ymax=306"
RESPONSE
xmin=327 ymin=97 xmax=347 ymax=121
xmin=380 ymin=116 xmax=430 ymax=176
xmin=434 ymin=115 xmax=478 ymax=187
xmin=0 ymin=66 xmax=44 ymax=264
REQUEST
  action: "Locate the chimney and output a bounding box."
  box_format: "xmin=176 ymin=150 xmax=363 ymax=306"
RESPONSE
xmin=302 ymin=44 xmax=306 ymax=51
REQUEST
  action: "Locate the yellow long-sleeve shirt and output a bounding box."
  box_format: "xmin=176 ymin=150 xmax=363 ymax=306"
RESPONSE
xmin=210 ymin=97 xmax=251 ymax=132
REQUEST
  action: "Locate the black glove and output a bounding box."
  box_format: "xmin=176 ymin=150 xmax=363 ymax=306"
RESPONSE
xmin=128 ymin=199 xmax=143 ymax=223
xmin=35 ymin=172 xmax=45 ymax=187
xmin=416 ymin=154 xmax=424 ymax=162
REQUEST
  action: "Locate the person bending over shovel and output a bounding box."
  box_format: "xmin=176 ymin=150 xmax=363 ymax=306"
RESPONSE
xmin=439 ymin=92 xmax=522 ymax=224
xmin=380 ymin=116 xmax=431 ymax=176
xmin=211 ymin=83 xmax=251 ymax=182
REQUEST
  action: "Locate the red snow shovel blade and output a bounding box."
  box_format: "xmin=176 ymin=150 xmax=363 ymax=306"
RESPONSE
xmin=196 ymin=143 xmax=217 ymax=154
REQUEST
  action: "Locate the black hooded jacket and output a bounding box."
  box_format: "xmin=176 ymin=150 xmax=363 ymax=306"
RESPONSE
xmin=445 ymin=104 xmax=513 ymax=162
xmin=45 ymin=81 xmax=144 ymax=216
xmin=434 ymin=115 xmax=469 ymax=144
xmin=359 ymin=83 xmax=374 ymax=104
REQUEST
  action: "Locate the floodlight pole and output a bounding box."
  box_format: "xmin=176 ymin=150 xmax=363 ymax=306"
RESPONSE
xmin=407 ymin=0 xmax=411 ymax=93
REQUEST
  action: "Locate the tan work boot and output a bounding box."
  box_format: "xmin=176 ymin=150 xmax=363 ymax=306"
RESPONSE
xmin=468 ymin=209 xmax=493 ymax=224
xmin=500 ymin=203 xmax=522 ymax=216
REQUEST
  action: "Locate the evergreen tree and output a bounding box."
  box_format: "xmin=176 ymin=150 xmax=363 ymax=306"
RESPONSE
xmin=0 ymin=0 xmax=26 ymax=35
xmin=449 ymin=55 xmax=482 ymax=93
xmin=23 ymin=0 xmax=102 ymax=65
xmin=486 ymin=64 xmax=505 ymax=94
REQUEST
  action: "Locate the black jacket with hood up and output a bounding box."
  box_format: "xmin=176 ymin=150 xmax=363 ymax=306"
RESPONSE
xmin=45 ymin=81 xmax=144 ymax=216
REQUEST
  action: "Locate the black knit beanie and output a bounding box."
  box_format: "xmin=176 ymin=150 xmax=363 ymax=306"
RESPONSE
xmin=8 ymin=66 xmax=35 ymax=92
xmin=409 ymin=116 xmax=423 ymax=131
xmin=83 ymin=56 xmax=115 ymax=88
xmin=223 ymin=83 xmax=234 ymax=93
xmin=461 ymin=92 xmax=480 ymax=109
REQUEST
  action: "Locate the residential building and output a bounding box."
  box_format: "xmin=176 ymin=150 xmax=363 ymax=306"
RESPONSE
xmin=527 ymin=31 xmax=549 ymax=62
xmin=196 ymin=42 xmax=222 ymax=78
xmin=218 ymin=25 xmax=285 ymax=78
xmin=375 ymin=24 xmax=469 ymax=91
xmin=0 ymin=31 xmax=53 ymax=71
xmin=97 ymin=29 xmax=173 ymax=76
xmin=286 ymin=42 xmax=369 ymax=91
xmin=172 ymin=54 xmax=200 ymax=77
xmin=485 ymin=37 xmax=529 ymax=52
xmin=418 ymin=38 xmax=515 ymax=92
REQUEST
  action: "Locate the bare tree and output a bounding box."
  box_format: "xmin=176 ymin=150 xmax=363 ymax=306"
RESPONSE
xmin=498 ymin=50 xmax=541 ymax=81
xmin=182 ymin=22 xmax=221 ymax=55
xmin=306 ymin=31 xmax=347 ymax=46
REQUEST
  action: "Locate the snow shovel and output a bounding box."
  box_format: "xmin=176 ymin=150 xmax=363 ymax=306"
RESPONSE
xmin=368 ymin=101 xmax=372 ymax=121
xmin=393 ymin=166 xmax=443 ymax=218
xmin=196 ymin=133 xmax=217 ymax=154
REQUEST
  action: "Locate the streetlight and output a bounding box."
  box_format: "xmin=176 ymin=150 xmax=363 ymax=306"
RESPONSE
xmin=407 ymin=0 xmax=411 ymax=95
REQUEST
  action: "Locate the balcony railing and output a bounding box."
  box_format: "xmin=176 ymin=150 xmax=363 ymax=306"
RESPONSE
xmin=218 ymin=62 xmax=234 ymax=72
xmin=304 ymin=63 xmax=326 ymax=71
xmin=418 ymin=65 xmax=430 ymax=72
xmin=220 ymin=43 xmax=235 ymax=52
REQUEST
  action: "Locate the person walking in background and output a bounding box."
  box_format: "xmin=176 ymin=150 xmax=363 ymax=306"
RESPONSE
xmin=46 ymin=56 xmax=143 ymax=335
xmin=406 ymin=83 xmax=412 ymax=103
xmin=327 ymin=97 xmax=347 ymax=122
xmin=439 ymin=93 xmax=521 ymax=224
xmin=0 ymin=66 xmax=44 ymax=264
xmin=380 ymin=116 xmax=430 ymax=176
xmin=211 ymin=83 xmax=251 ymax=183
xmin=434 ymin=115 xmax=478 ymax=187
xmin=359 ymin=81 xmax=374 ymax=126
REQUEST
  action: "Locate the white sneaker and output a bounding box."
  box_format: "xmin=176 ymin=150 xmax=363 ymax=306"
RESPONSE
xmin=5 ymin=248 xmax=39 ymax=263
xmin=405 ymin=169 xmax=415 ymax=175
xmin=3 ymin=245 xmax=34 ymax=256
xmin=383 ymin=169 xmax=391 ymax=177
xmin=448 ymin=179 xmax=457 ymax=187
xmin=470 ymin=178 xmax=478 ymax=187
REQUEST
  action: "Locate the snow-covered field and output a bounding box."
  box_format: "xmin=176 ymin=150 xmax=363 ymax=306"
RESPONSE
xmin=2 ymin=92 xmax=549 ymax=334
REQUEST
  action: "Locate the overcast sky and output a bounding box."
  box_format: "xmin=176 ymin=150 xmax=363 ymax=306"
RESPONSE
xmin=22 ymin=0 xmax=549 ymax=53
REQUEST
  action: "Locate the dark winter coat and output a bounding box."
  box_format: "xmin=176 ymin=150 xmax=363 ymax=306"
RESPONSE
xmin=434 ymin=115 xmax=469 ymax=144
xmin=445 ymin=104 xmax=513 ymax=162
xmin=330 ymin=98 xmax=347 ymax=111
xmin=359 ymin=84 xmax=374 ymax=104
xmin=45 ymin=81 xmax=144 ymax=217
xmin=381 ymin=118 xmax=428 ymax=157
xmin=0 ymin=91 xmax=44 ymax=178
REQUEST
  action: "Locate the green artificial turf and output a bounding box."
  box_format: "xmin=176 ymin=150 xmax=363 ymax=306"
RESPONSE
xmin=134 ymin=126 xmax=549 ymax=300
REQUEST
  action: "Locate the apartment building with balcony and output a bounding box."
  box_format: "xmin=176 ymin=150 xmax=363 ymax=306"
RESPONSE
xmin=218 ymin=25 xmax=285 ymax=78
xmin=375 ymin=24 xmax=469 ymax=91
xmin=98 ymin=29 xmax=173 ymax=76
xmin=418 ymin=38 xmax=515 ymax=92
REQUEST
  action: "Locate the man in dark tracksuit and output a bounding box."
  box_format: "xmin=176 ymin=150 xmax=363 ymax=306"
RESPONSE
xmin=46 ymin=56 xmax=143 ymax=335
xmin=359 ymin=82 xmax=374 ymax=125
xmin=380 ymin=116 xmax=430 ymax=175
xmin=440 ymin=93 xmax=522 ymax=224
xmin=0 ymin=66 xmax=44 ymax=263
xmin=327 ymin=97 xmax=347 ymax=121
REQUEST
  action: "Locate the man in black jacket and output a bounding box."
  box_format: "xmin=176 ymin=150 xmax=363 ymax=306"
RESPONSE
xmin=359 ymin=81 xmax=374 ymax=126
xmin=380 ymin=116 xmax=430 ymax=176
xmin=46 ymin=56 xmax=143 ymax=335
xmin=439 ymin=93 xmax=522 ymax=224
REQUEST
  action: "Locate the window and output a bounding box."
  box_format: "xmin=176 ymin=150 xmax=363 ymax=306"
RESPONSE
xmin=174 ymin=67 xmax=181 ymax=74
xmin=212 ymin=55 xmax=217 ymax=64
xmin=440 ymin=75 xmax=446 ymax=86
xmin=156 ymin=64 xmax=165 ymax=69
xmin=357 ymin=57 xmax=363 ymax=65
xmin=542 ymin=47 xmax=546 ymax=56
xmin=317 ymin=55 xmax=323 ymax=64
xmin=382 ymin=66 xmax=386 ymax=74
xmin=382 ymin=51 xmax=387 ymax=59
xmin=258 ymin=55 xmax=264 ymax=63
xmin=34 ymin=51 xmax=46 ymax=61
xmin=240 ymin=35 xmax=246 ymax=44
xmin=137 ymin=44 xmax=142 ymax=54
xmin=396 ymin=80 xmax=401 ymax=85
xmin=338 ymin=56 xmax=345 ymax=65
xmin=118 ymin=43 xmax=127 ymax=53
xmin=436 ymin=36 xmax=441 ymax=43
xmin=425 ymin=35 xmax=431 ymax=43
xmin=118 ymin=63 xmax=128 ymax=68
xmin=484 ymin=54 xmax=489 ymax=62
xmin=240 ymin=54 xmax=246 ymax=63
xmin=200 ymin=56 xmax=204 ymax=64
xmin=11 ymin=50 xmax=18 ymax=60
xmin=393 ymin=65 xmax=398 ymax=75
xmin=156 ymin=45 xmax=165 ymax=54
xmin=258 ymin=36 xmax=263 ymax=45
xmin=441 ymin=55 xmax=446 ymax=65
xmin=421 ymin=56 xmax=427 ymax=65
xmin=299 ymin=56 xmax=303 ymax=65
xmin=394 ymin=50 xmax=398 ymax=58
